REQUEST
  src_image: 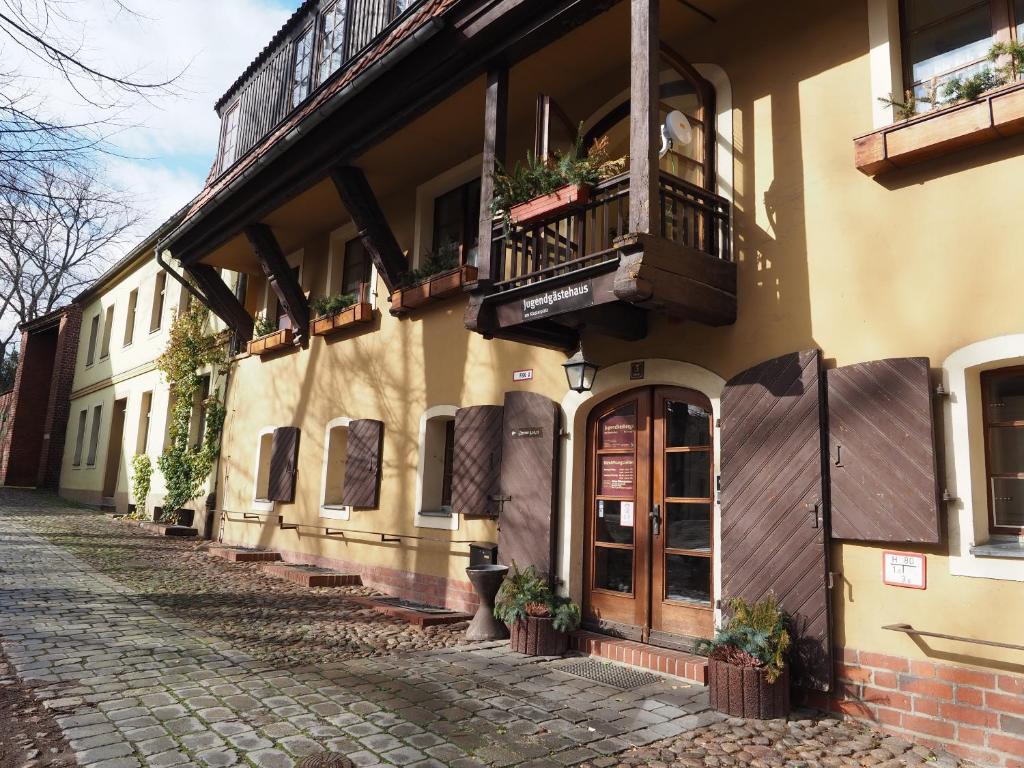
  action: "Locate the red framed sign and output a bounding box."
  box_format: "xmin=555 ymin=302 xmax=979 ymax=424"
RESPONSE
xmin=882 ymin=550 xmax=927 ymax=589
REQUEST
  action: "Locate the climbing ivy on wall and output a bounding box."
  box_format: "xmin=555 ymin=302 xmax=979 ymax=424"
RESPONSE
xmin=156 ymin=303 xmax=229 ymax=523
xmin=129 ymin=453 xmax=152 ymax=519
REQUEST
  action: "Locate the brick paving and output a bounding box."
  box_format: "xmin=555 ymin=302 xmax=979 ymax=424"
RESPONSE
xmin=0 ymin=491 xmax=979 ymax=768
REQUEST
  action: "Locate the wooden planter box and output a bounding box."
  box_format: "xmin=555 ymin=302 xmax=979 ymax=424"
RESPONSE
xmin=390 ymin=265 xmax=478 ymax=314
xmin=707 ymin=658 xmax=790 ymax=719
xmin=509 ymin=616 xmax=569 ymax=656
xmin=509 ymin=184 xmax=590 ymax=226
xmin=310 ymin=302 xmax=372 ymax=337
xmin=855 ymin=82 xmax=1024 ymax=176
xmin=246 ymin=327 xmax=293 ymax=356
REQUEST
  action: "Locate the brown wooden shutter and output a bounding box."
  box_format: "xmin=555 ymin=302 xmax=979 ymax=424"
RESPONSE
xmin=720 ymin=350 xmax=832 ymax=692
xmin=827 ymin=357 xmax=942 ymax=544
xmin=451 ymin=405 xmax=504 ymax=518
xmin=498 ymin=392 xmax=560 ymax=579
xmin=267 ymin=427 xmax=300 ymax=502
xmin=342 ymin=419 xmax=383 ymax=508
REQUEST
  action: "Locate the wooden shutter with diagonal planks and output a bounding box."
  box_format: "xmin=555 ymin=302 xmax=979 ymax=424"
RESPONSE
xmin=451 ymin=405 xmax=504 ymax=518
xmin=720 ymin=350 xmax=832 ymax=692
xmin=267 ymin=427 xmax=300 ymax=502
xmin=827 ymin=357 xmax=942 ymax=543
xmin=342 ymin=419 xmax=384 ymax=508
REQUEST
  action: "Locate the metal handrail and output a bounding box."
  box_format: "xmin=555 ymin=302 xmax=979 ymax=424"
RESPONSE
xmin=883 ymin=623 xmax=1024 ymax=653
xmin=222 ymin=509 xmax=480 ymax=546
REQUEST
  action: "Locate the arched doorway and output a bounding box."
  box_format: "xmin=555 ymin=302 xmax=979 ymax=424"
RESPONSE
xmin=584 ymin=386 xmax=714 ymax=648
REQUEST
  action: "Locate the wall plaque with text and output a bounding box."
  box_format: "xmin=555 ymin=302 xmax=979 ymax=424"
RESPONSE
xmin=599 ymin=455 xmax=635 ymax=498
xmin=521 ymin=281 xmax=594 ymax=321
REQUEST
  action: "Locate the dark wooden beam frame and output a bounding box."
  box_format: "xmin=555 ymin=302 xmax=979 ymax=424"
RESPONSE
xmin=330 ymin=166 xmax=407 ymax=293
xmin=243 ymin=223 xmax=310 ymax=343
xmin=629 ymin=0 xmax=660 ymax=234
xmin=184 ymin=264 xmax=255 ymax=342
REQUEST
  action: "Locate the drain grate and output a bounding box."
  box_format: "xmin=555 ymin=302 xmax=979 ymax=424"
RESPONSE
xmin=373 ymin=596 xmax=455 ymax=614
xmin=556 ymin=658 xmax=662 ymax=689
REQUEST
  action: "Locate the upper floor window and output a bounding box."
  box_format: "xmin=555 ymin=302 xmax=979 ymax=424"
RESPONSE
xmin=219 ymin=101 xmax=241 ymax=169
xmin=901 ymin=0 xmax=1024 ymax=107
xmin=394 ymin=0 xmax=416 ymax=15
xmin=123 ymin=289 xmax=138 ymax=346
xmin=982 ymin=366 xmax=1024 ymax=534
xmin=85 ymin=314 xmax=100 ymax=366
xmin=150 ymin=272 xmax=166 ymax=333
xmin=291 ymin=24 xmax=316 ymax=108
xmin=318 ymin=1 xmax=349 ymax=85
xmin=99 ymin=305 xmax=114 ymax=360
xmin=341 ymin=237 xmax=370 ymax=296
xmin=432 ymin=178 xmax=481 ymax=267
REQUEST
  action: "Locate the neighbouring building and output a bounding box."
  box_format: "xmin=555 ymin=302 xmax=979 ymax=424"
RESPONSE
xmin=57 ymin=212 xmax=230 ymax=524
xmin=149 ymin=0 xmax=1024 ymax=764
xmin=0 ymin=307 xmax=83 ymax=489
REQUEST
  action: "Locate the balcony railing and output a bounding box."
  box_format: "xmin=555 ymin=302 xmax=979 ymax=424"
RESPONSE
xmin=221 ymin=0 xmax=416 ymax=174
xmin=491 ymin=171 xmax=731 ymax=292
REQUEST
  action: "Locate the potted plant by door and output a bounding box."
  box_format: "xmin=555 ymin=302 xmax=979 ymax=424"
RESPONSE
xmin=493 ymin=563 xmax=581 ymax=656
xmin=698 ymin=595 xmax=792 ymax=719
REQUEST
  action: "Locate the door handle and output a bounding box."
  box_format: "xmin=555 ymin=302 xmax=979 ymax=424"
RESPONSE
xmin=650 ymin=504 xmax=662 ymax=536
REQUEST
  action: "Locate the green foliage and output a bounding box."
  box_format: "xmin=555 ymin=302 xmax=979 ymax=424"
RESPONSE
xmin=493 ymin=562 xmax=582 ymax=634
xmin=311 ymin=292 xmax=358 ymax=318
xmin=397 ymin=241 xmax=461 ymax=288
xmin=252 ymin=316 xmax=277 ymax=338
xmin=877 ymin=89 xmax=926 ymax=121
xmin=696 ymin=594 xmax=791 ymax=683
xmin=129 ymin=454 xmax=152 ymax=519
xmin=492 ymin=131 xmax=616 ymax=217
xmin=156 ymin=304 xmax=228 ymax=523
xmin=942 ymin=67 xmax=1004 ymax=103
xmin=989 ymin=40 xmax=1024 ymax=82
xmin=0 ymin=348 xmax=18 ymax=391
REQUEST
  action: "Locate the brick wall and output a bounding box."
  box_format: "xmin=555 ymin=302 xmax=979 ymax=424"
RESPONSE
xmin=801 ymin=648 xmax=1024 ymax=767
xmin=37 ymin=306 xmax=82 ymax=488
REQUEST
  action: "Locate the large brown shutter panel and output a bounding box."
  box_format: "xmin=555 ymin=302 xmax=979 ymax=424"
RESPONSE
xmin=267 ymin=427 xmax=300 ymax=502
xmin=828 ymin=357 xmax=942 ymax=543
xmin=451 ymin=405 xmax=504 ymax=518
xmin=720 ymin=350 xmax=832 ymax=692
xmin=498 ymin=392 xmax=560 ymax=579
xmin=343 ymin=419 xmax=383 ymax=508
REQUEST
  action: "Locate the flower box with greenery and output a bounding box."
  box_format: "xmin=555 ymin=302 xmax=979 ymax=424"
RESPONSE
xmin=858 ymin=41 xmax=1024 ymax=175
xmin=389 ymin=243 xmax=478 ymax=314
xmin=493 ymin=563 xmax=581 ymax=656
xmin=493 ymin=133 xmax=624 ymax=229
xmin=310 ymin=291 xmax=371 ymax=337
xmin=697 ymin=595 xmax=792 ymax=719
xmin=246 ymin=316 xmax=293 ymax=356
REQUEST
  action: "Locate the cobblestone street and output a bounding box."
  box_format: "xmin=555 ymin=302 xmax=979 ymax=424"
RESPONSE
xmin=0 ymin=492 xmax=977 ymax=767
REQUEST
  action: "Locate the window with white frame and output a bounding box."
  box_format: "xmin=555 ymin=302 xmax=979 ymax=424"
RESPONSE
xmin=291 ymin=23 xmax=316 ymax=107
xmin=320 ymin=417 xmax=351 ymax=518
xmin=86 ymin=404 xmax=102 ymax=466
xmin=99 ymin=305 xmax=114 ymax=359
xmin=150 ymin=272 xmax=166 ymax=333
xmin=72 ymin=409 xmax=88 ymax=466
xmin=981 ymin=366 xmax=1024 ymax=534
xmin=318 ymin=1 xmax=348 ymax=84
xmin=136 ymin=391 xmax=153 ymax=455
xmin=253 ymin=428 xmax=275 ymax=504
xmin=85 ymin=314 xmax=100 ymax=366
xmin=219 ymin=101 xmax=241 ymax=170
xmin=419 ymin=410 xmax=456 ymax=516
xmin=124 ymin=289 xmax=138 ymax=346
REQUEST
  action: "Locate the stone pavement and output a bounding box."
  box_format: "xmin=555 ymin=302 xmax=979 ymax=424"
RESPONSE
xmin=0 ymin=503 xmax=717 ymax=768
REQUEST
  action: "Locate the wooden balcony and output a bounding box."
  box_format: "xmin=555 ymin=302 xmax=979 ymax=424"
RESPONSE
xmin=468 ymin=171 xmax=736 ymax=349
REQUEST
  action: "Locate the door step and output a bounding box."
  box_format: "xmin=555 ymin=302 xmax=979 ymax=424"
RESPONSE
xmin=345 ymin=595 xmax=470 ymax=627
xmin=208 ymin=546 xmax=282 ymax=563
xmin=139 ymin=521 xmax=198 ymax=537
xmin=570 ymin=630 xmax=708 ymax=685
xmin=262 ymin=563 xmax=361 ymax=588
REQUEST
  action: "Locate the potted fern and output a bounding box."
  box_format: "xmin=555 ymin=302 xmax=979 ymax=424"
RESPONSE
xmin=493 ymin=563 xmax=581 ymax=656
xmin=698 ymin=594 xmax=792 ymax=719
xmin=310 ymin=291 xmax=371 ymax=337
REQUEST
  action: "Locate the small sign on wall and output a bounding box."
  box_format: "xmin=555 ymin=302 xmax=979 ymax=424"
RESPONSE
xmin=883 ymin=550 xmax=927 ymax=589
xmin=512 ymin=369 xmax=533 ymax=382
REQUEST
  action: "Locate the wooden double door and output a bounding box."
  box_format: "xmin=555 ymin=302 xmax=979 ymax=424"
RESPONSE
xmin=584 ymin=386 xmax=715 ymax=645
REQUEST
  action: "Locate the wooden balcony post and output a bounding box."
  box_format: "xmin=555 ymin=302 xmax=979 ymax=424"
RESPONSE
xmin=244 ymin=223 xmax=310 ymax=344
xmin=629 ymin=0 xmax=660 ymax=235
xmin=330 ymin=166 xmax=407 ymax=294
xmin=476 ymin=68 xmax=508 ymax=287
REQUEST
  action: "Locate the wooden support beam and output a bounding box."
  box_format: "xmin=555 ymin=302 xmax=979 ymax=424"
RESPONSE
xmin=629 ymin=0 xmax=660 ymax=234
xmin=476 ymin=68 xmax=509 ymax=287
xmin=185 ymin=264 xmax=254 ymax=342
xmin=330 ymin=166 xmax=407 ymax=293
xmin=243 ymin=223 xmax=310 ymax=343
